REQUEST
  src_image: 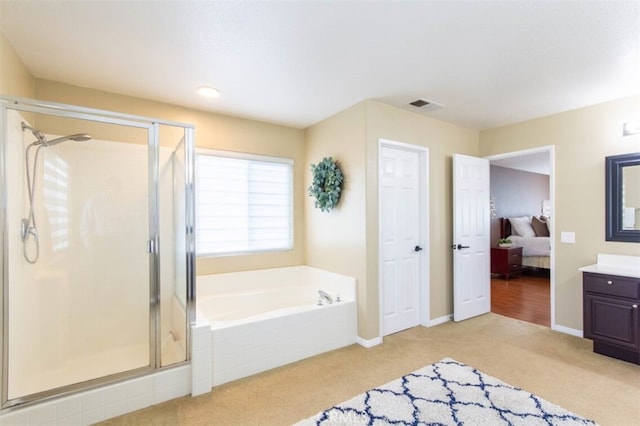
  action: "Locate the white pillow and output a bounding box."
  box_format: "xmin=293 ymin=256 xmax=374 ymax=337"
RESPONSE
xmin=509 ymin=216 xmax=536 ymax=237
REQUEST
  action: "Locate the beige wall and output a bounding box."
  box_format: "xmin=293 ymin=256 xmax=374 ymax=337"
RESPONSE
xmin=32 ymin=80 xmax=306 ymax=275
xmin=0 ymin=31 xmax=34 ymax=98
xmin=480 ymin=95 xmax=640 ymax=331
xmin=304 ymin=102 xmax=369 ymax=333
xmin=305 ymin=100 xmax=478 ymax=339
xmin=365 ymin=101 xmax=479 ymax=325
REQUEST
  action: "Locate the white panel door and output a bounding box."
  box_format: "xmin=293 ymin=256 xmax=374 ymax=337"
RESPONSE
xmin=380 ymin=144 xmax=424 ymax=335
xmin=453 ymin=154 xmax=491 ymax=322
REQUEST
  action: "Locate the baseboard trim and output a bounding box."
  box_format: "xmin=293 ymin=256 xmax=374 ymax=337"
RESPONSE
xmin=428 ymin=314 xmax=452 ymax=327
xmin=553 ymin=324 xmax=583 ymax=338
xmin=356 ymin=335 xmax=383 ymax=348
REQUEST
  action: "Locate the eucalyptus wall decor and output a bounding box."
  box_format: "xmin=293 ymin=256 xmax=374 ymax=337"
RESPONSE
xmin=308 ymin=157 xmax=344 ymax=212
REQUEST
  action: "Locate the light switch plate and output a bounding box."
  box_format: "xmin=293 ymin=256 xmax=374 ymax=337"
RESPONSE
xmin=561 ymin=231 xmax=575 ymax=243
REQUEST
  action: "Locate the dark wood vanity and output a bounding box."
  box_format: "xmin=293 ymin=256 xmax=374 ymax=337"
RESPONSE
xmin=582 ymin=270 xmax=640 ymax=364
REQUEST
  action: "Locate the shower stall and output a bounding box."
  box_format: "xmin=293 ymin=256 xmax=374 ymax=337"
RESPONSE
xmin=0 ymin=97 xmax=195 ymax=408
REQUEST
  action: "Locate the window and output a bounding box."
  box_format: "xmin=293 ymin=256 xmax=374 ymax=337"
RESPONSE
xmin=196 ymin=150 xmax=293 ymax=256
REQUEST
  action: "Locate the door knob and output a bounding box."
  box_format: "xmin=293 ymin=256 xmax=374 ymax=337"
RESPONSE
xmin=414 ymin=245 xmax=423 ymax=252
xmin=456 ymin=244 xmax=470 ymax=250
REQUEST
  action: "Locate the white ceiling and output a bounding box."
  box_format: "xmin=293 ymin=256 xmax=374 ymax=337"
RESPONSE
xmin=1 ymin=1 xmax=639 ymax=130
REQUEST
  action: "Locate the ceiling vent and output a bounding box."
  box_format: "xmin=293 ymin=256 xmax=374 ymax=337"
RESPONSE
xmin=409 ymin=99 xmax=430 ymax=108
xmin=376 ymin=96 xmax=444 ymax=115
xmin=407 ymin=98 xmax=444 ymax=112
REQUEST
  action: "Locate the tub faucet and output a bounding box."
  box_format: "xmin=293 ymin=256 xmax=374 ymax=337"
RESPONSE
xmin=318 ymin=290 xmax=333 ymax=304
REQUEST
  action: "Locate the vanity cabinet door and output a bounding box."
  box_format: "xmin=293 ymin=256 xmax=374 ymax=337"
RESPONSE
xmin=584 ymin=293 xmax=639 ymax=351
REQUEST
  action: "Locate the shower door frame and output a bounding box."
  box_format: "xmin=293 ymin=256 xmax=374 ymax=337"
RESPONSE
xmin=0 ymin=96 xmax=196 ymax=409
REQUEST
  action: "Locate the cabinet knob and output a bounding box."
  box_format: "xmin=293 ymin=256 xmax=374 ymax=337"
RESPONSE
xmin=633 ymin=305 xmax=638 ymax=309
xmin=606 ymin=280 xmax=613 ymax=285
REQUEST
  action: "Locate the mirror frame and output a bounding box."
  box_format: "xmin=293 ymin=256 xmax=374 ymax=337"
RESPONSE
xmin=606 ymin=152 xmax=640 ymax=243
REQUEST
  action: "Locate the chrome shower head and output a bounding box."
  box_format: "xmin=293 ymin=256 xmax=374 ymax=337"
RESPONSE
xmin=21 ymin=121 xmax=91 ymax=147
xmin=70 ymin=134 xmax=91 ymax=142
xmin=45 ymin=133 xmax=92 ymax=146
xmin=21 ymin=122 xmax=47 ymax=145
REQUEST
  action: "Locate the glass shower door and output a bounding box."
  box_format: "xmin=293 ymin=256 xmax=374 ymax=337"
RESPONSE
xmin=5 ymin=110 xmax=153 ymax=400
xmin=158 ymin=124 xmax=190 ymax=366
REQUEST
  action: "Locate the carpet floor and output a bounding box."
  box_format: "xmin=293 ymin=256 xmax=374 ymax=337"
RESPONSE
xmin=100 ymin=313 xmax=640 ymax=426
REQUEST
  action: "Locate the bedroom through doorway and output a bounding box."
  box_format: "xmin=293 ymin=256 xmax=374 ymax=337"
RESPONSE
xmin=487 ymin=147 xmax=554 ymax=328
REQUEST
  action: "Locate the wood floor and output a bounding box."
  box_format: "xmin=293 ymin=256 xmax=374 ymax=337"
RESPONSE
xmin=491 ymin=271 xmax=550 ymax=327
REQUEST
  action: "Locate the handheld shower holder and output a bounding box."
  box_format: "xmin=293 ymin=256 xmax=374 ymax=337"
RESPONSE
xmin=20 ymin=219 xmax=38 ymax=242
xmin=20 ymin=218 xmax=29 ymax=241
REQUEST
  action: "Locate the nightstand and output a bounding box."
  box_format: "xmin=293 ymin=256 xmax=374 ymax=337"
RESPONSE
xmin=491 ymin=247 xmax=523 ymax=279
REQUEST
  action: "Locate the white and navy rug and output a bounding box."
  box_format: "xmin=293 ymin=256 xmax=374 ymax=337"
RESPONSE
xmin=296 ymin=358 xmax=597 ymax=426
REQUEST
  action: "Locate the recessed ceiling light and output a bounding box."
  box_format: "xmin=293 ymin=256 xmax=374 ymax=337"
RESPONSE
xmin=197 ymin=86 xmax=220 ymax=98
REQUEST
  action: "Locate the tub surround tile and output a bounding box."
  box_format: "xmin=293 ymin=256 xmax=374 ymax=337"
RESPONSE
xmin=154 ymin=385 xmax=187 ymax=405
xmin=154 ymin=367 xmax=189 ymax=391
xmin=81 ymin=391 xmax=103 ymax=412
xmin=210 ymin=299 xmax=357 ymax=387
xmin=191 ymin=322 xmax=212 ymax=396
xmin=0 ymin=365 xmax=192 ymax=426
xmin=126 ymin=394 xmax=153 ymax=413
xmin=125 ymin=376 xmax=153 ymax=399
xmin=28 ymin=403 xmax=56 ymax=426
xmin=56 ymin=414 xmax=81 ymax=426
xmin=101 ymin=385 xmax=126 ymax=406
xmin=81 ymin=406 xmax=105 ymax=425
xmin=53 ymin=398 xmax=81 ymax=419
xmin=0 ymin=410 xmax=29 ymax=425
xmin=103 ymin=400 xmax=128 ymax=421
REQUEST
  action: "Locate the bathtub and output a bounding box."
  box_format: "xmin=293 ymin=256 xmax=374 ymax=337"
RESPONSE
xmin=196 ymin=266 xmax=357 ymax=386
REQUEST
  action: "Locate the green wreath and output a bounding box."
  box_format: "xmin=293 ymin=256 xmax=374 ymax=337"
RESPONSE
xmin=308 ymin=157 xmax=344 ymax=212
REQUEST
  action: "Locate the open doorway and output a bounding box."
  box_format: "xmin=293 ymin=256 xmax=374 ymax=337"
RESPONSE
xmin=486 ymin=147 xmax=554 ymax=327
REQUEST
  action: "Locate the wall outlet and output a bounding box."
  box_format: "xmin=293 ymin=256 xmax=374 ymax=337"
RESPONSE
xmin=561 ymin=231 xmax=575 ymax=243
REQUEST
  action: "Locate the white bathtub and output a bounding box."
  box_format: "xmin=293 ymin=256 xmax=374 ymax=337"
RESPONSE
xmin=196 ymin=266 xmax=357 ymax=386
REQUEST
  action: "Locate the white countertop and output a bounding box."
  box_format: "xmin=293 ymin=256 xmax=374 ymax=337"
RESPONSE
xmin=579 ymin=264 xmax=640 ymax=279
xmin=579 ymin=254 xmax=640 ymax=278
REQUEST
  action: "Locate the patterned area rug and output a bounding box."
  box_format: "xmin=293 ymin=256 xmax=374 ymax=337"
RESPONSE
xmin=295 ymin=358 xmax=597 ymax=426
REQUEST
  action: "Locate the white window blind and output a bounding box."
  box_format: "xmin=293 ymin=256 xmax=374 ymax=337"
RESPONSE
xmin=196 ymin=151 xmax=293 ymax=256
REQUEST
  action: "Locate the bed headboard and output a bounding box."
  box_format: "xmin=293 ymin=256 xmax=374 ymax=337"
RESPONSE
xmin=499 ymin=218 xmax=512 ymax=239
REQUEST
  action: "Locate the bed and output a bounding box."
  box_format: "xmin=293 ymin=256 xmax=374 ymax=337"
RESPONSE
xmin=499 ymin=217 xmax=550 ymax=270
